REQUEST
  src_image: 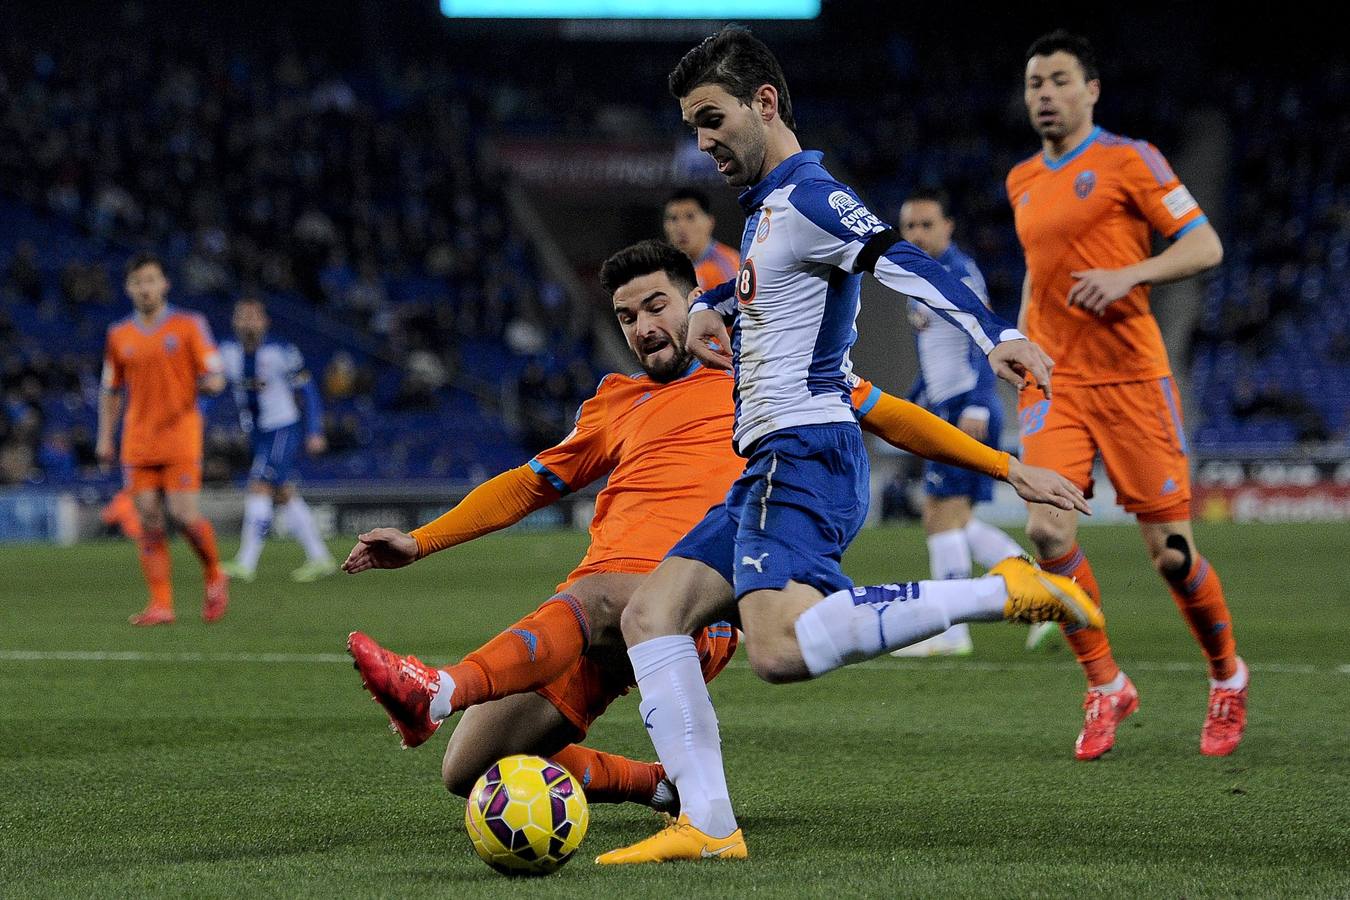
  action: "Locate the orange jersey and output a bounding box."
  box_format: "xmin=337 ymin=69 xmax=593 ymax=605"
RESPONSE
xmin=102 ymin=307 xmax=221 ymax=465
xmin=1008 ymin=127 xmax=1208 ymax=385
xmin=693 ymin=240 xmax=741 ymax=292
xmin=529 ymin=364 xmax=882 ymax=581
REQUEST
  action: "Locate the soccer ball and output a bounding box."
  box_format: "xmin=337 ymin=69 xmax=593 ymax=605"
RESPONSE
xmin=464 ymin=754 xmax=589 ymax=876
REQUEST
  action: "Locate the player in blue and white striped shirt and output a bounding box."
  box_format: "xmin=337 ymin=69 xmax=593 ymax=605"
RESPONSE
xmin=219 ymin=298 xmax=335 ymax=583
xmin=891 ymin=188 xmax=1056 ymax=657
xmin=599 ymin=27 xmax=1095 ymax=865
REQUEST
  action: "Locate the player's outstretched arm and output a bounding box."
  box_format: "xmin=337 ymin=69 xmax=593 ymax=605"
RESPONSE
xmin=783 ymin=184 xmax=1054 ymax=396
xmin=855 ymin=388 xmax=1086 ymax=512
xmin=343 ymin=527 xmax=420 ymax=572
xmin=1004 ymin=456 xmax=1090 ymax=514
xmin=342 ymin=465 xmax=560 ymax=574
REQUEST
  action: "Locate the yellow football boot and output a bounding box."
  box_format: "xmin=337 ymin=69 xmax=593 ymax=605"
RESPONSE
xmin=991 ymin=556 xmax=1104 ymax=630
xmin=594 ymin=814 xmax=747 ymax=865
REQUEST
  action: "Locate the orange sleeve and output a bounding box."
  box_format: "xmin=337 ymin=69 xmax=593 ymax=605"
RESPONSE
xmin=1120 ymin=142 xmax=1208 ymax=239
xmin=858 ymin=389 xmax=1010 ymax=480
xmin=528 ymin=383 xmax=618 ymax=493
xmin=410 ymin=464 xmax=559 ymax=558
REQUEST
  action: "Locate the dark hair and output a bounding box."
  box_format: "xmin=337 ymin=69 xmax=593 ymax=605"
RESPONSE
xmin=669 ymin=26 xmax=795 ymax=131
xmin=904 ymin=187 xmax=953 ymax=219
xmin=599 ymin=240 xmax=698 ymax=298
xmin=1026 ymin=29 xmax=1099 ymax=82
xmin=665 ymin=187 xmax=713 ymax=215
xmin=124 ymin=251 xmax=166 ymax=279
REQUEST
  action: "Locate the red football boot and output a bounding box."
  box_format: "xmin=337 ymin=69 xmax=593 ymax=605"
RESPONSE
xmin=346 ymin=631 xmax=442 ymax=749
xmin=1075 ymin=675 xmax=1139 ymax=760
xmin=1201 ymin=659 xmax=1248 ymax=756
xmin=202 ymin=573 xmax=230 ymax=623
xmin=129 ymin=606 xmax=175 ymax=626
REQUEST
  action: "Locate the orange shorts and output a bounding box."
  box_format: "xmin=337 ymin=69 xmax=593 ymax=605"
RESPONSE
xmin=1017 ymin=378 xmax=1192 ymax=522
xmin=123 ymin=460 xmax=202 ymax=494
xmin=537 ymin=624 xmax=740 ymax=739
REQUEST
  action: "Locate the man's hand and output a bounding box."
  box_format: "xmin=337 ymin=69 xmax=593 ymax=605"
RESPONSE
xmin=956 ymin=412 xmax=988 ymax=442
xmin=686 ymin=307 xmax=734 ymax=372
xmin=306 ymin=433 xmax=327 ymax=456
xmin=1068 ymin=268 xmax=1137 ymax=315
xmin=1005 ymin=457 xmax=1090 ymax=514
xmin=988 ymin=339 xmax=1055 ymax=398
xmin=200 ymin=372 xmax=227 ymax=396
xmin=342 ymin=527 xmax=420 ymax=573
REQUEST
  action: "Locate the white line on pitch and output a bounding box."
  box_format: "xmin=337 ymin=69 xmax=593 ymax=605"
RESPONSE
xmin=0 ymin=649 xmax=1344 ymax=676
xmin=0 ymin=650 xmax=351 ymax=664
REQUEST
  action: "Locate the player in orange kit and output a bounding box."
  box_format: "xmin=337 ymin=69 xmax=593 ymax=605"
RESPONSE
xmin=663 ymin=188 xmax=741 ymax=290
xmin=343 ymin=240 xmax=1086 ymax=808
xmin=97 ymin=252 xmax=230 ymax=625
xmin=1009 ymin=30 xmax=1243 ymax=758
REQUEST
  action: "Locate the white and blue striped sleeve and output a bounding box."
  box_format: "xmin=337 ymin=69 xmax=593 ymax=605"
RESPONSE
xmin=689 ymin=278 xmax=737 ymax=320
xmin=786 ymin=181 xmax=1021 ymax=353
xmin=870 ymin=244 xmax=1020 ymax=353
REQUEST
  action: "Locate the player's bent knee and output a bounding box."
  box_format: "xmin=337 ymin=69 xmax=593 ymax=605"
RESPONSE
xmin=441 ymin=754 xmax=475 ymax=797
xmin=744 ymin=643 xmax=808 ymax=685
xmin=619 ymin=595 xmax=663 ymax=645
xmin=1152 ymin=533 xmax=1191 ymax=581
xmin=1025 ymin=514 xmax=1071 ymax=557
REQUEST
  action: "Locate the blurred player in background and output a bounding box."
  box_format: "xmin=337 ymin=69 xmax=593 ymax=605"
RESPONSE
xmin=97 ymin=252 xmax=229 ymax=625
xmin=341 ymin=240 xmax=1078 ymax=810
xmin=219 ymin=298 xmax=336 ymax=583
xmin=662 ymin=187 xmax=740 ymax=290
xmin=1010 ymin=30 xmax=1242 ymax=758
xmin=892 ymin=187 xmax=1056 ymax=657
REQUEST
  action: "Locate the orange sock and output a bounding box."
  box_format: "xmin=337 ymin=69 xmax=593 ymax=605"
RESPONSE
xmin=1040 ymin=544 xmax=1120 ymax=688
xmin=137 ymin=527 xmax=173 ymax=610
xmin=1163 ymin=556 xmax=1237 ymax=680
xmin=181 ymin=518 xmax=222 ymax=582
xmin=443 ymin=593 xmax=591 ymax=710
xmin=549 ymin=744 xmax=663 ymax=806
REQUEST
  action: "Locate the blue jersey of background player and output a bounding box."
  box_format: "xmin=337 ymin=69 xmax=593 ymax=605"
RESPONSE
xmin=219 ymin=297 xmax=335 ymax=583
xmin=893 ymin=188 xmax=1057 ymax=657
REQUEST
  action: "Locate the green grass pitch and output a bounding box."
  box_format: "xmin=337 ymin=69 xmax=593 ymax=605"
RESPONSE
xmin=2 ymin=523 xmax=1347 ymax=897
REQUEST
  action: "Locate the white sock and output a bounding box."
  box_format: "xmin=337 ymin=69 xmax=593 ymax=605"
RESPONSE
xmin=925 ymin=530 xmax=974 ymax=646
xmin=284 ymin=496 xmax=330 ymax=562
xmin=963 ymin=516 xmax=1026 ymax=569
xmin=237 ymin=493 xmax=273 ymax=570
xmin=629 ymin=635 xmax=738 ymax=838
xmin=795 ymin=578 xmax=1008 ymax=677
xmin=1210 ymin=657 xmax=1248 ymax=691
xmin=430 ymin=670 xmax=457 ymax=722
xmin=927 ymin=529 xmax=973 ymax=580
xmin=1091 ymin=671 xmax=1127 ymax=694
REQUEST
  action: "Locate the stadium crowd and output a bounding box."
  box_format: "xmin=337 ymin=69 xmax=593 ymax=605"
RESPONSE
xmin=0 ymin=20 xmax=598 ymax=485
xmin=1 ymin=14 xmax=1345 ymax=487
